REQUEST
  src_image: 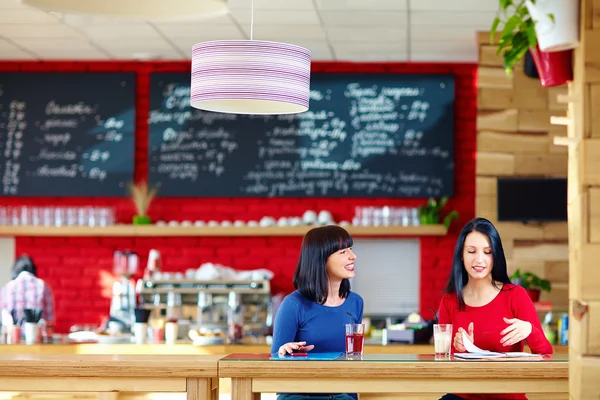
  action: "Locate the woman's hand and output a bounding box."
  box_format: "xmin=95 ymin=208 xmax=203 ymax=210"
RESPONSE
xmin=500 ymin=317 xmax=532 ymax=347
xmin=277 ymin=341 xmax=315 ymax=356
xmin=453 ymin=322 xmax=474 ymax=352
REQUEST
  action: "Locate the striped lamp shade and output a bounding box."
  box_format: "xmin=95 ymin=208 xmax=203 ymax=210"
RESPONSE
xmin=191 ymin=40 xmax=311 ymax=115
xmin=21 ymin=0 xmax=227 ymax=19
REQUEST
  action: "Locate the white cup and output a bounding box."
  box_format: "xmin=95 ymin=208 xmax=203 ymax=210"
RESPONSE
xmin=133 ymin=322 xmax=148 ymax=344
xmin=24 ymin=322 xmax=40 ymax=345
xmin=165 ymin=322 xmax=179 ymax=345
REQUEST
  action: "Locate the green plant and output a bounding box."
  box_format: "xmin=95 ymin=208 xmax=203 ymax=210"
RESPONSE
xmin=510 ymin=268 xmax=552 ymax=292
xmin=417 ymin=197 xmax=459 ymax=229
xmin=490 ymin=0 xmax=554 ymax=75
xmin=128 ymin=181 xmax=158 ymax=219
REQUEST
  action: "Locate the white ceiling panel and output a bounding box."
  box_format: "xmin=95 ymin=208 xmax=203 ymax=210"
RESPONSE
xmin=106 ymin=46 xmax=183 ymax=60
xmin=315 ymin=0 xmax=407 ymax=11
xmin=410 ymin=49 xmax=478 ymax=62
xmin=0 ymin=23 xmax=82 ymax=39
xmin=0 ymin=8 xmax=59 ymax=23
xmin=156 ymin=23 xmax=243 ymax=39
xmin=411 ymin=26 xmax=481 ymax=42
xmin=410 ymin=0 xmax=498 ymax=11
xmin=0 ymin=0 xmax=24 ymax=8
xmin=319 ymin=11 xmax=406 ymax=27
xmin=230 ymin=9 xmax=320 ymax=25
xmin=229 ymin=0 xmax=315 ymax=10
xmin=77 ymin=24 xmax=163 ymax=40
xmin=0 ymin=38 xmax=36 ymax=59
xmin=411 ymin=11 xmax=495 ymax=28
xmin=29 ymin=48 xmax=109 ymax=59
xmin=12 ymin=37 xmax=96 ymax=50
xmin=327 ymin=27 xmax=407 ymax=43
xmin=239 ymin=25 xmax=326 ymax=41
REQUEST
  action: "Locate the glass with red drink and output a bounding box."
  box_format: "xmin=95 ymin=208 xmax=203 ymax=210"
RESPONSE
xmin=345 ymin=323 xmax=365 ymax=358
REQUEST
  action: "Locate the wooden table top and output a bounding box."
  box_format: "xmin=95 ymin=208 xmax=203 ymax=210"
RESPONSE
xmin=219 ymin=353 xmax=569 ymax=379
xmin=0 ymin=354 xmax=221 ymax=378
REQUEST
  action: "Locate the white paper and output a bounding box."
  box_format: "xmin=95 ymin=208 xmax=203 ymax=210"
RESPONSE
xmin=459 ymin=332 xmax=540 ymax=358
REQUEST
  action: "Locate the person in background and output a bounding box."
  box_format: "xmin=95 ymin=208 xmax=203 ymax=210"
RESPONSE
xmin=437 ymin=217 xmax=553 ymax=400
xmin=271 ymin=225 xmax=363 ymax=400
xmin=0 ymin=255 xmax=55 ymax=331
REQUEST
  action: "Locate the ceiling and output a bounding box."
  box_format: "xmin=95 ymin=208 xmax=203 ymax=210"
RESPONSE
xmin=0 ymin=0 xmax=498 ymax=62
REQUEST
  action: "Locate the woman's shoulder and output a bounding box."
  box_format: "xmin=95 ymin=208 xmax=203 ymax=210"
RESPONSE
xmin=500 ymin=283 xmax=529 ymax=299
xmin=347 ymin=291 xmax=364 ymax=304
xmin=440 ymin=291 xmax=457 ymax=306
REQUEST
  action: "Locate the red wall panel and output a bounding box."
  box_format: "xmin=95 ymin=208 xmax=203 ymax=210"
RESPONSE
xmin=0 ymin=61 xmax=476 ymax=333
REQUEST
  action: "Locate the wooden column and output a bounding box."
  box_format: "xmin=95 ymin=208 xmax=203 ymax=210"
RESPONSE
xmin=563 ymin=1 xmax=600 ymax=399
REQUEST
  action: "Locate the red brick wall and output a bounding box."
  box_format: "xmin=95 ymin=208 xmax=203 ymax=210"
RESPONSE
xmin=0 ymin=61 xmax=476 ymax=333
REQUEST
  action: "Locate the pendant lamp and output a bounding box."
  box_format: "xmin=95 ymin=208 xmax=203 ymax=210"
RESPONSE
xmin=21 ymin=0 xmax=227 ymax=20
xmin=190 ymin=1 xmax=311 ymax=115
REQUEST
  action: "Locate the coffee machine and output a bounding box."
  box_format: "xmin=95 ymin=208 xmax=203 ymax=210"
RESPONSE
xmin=109 ymin=251 xmax=139 ymax=331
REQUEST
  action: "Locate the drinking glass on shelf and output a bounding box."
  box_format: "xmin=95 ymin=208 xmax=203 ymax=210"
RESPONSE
xmin=42 ymin=207 xmax=54 ymax=227
xmin=54 ymin=207 xmax=65 ymax=227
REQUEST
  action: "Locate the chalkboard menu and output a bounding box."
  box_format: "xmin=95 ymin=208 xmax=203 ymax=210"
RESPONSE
xmin=0 ymin=73 xmax=136 ymax=197
xmin=149 ymin=72 xmax=454 ymax=197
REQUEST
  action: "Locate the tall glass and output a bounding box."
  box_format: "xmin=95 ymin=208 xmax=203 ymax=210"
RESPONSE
xmin=345 ymin=323 xmax=365 ymax=358
xmin=433 ymin=324 xmax=452 ymax=359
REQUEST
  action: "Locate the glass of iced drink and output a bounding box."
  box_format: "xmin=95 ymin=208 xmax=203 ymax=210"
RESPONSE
xmin=345 ymin=323 xmax=365 ymax=358
xmin=433 ymin=324 xmax=452 ymax=359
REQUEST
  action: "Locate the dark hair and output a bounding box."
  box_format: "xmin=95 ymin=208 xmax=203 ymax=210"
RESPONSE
xmin=11 ymin=255 xmax=37 ymax=279
xmin=293 ymin=225 xmax=353 ymax=304
xmin=444 ymin=217 xmax=511 ymax=310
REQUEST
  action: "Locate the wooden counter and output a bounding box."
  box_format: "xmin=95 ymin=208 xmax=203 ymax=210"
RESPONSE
xmin=0 ymin=354 xmax=220 ymax=400
xmin=0 ymin=343 xmax=569 ymax=355
xmin=220 ymin=353 xmax=569 ymax=400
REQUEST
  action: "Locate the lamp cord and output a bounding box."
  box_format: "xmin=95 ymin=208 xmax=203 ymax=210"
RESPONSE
xmin=250 ymin=0 xmax=254 ymax=40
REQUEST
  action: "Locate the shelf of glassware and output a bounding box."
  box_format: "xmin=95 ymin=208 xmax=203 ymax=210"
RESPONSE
xmin=0 ymin=224 xmax=448 ymax=237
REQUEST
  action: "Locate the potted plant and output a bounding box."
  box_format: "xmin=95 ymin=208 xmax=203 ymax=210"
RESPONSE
xmin=490 ymin=0 xmax=574 ymax=87
xmin=418 ymin=197 xmax=459 ymax=229
xmin=510 ymin=268 xmax=551 ymax=302
xmin=128 ymin=181 xmax=158 ymax=225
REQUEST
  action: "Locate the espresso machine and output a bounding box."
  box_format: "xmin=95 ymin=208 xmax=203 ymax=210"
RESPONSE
xmin=109 ymin=251 xmax=139 ymax=331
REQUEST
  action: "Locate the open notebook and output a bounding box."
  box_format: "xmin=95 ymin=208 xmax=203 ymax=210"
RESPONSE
xmin=453 ymin=332 xmax=542 ymax=360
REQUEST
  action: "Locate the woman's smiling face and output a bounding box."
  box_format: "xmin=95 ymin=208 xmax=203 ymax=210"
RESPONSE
xmin=462 ymin=231 xmax=494 ymax=282
xmin=326 ymin=247 xmax=356 ymax=281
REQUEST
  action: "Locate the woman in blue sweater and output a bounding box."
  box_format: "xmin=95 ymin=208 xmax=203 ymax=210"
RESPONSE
xmin=271 ymin=225 xmax=364 ymax=400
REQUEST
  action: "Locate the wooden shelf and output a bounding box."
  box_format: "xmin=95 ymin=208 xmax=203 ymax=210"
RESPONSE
xmin=0 ymin=224 xmax=448 ymax=237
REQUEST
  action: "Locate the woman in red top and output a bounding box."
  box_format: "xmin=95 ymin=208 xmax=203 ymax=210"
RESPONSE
xmin=437 ymin=217 xmax=553 ymax=400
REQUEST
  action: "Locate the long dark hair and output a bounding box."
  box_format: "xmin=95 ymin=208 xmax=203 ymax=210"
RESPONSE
xmin=293 ymin=225 xmax=353 ymax=304
xmin=11 ymin=255 xmax=37 ymax=280
xmin=444 ymin=217 xmax=511 ymax=310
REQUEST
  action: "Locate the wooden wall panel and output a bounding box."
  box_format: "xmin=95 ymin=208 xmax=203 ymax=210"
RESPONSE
xmin=478 ymin=131 xmax=548 ymax=153
xmin=476 ymin=152 xmax=515 ymax=175
xmin=513 ymin=154 xmax=568 ymax=176
xmin=478 ymin=45 xmax=504 ymax=67
xmin=478 ymin=67 xmax=514 ymax=89
xmin=478 ymin=88 xmax=515 ymax=109
xmin=477 ymin=32 xmax=569 ymax=339
xmin=589 ymin=188 xmax=600 ymax=243
xmin=584 ymin=139 xmax=600 ymax=184
xmin=518 ymin=109 xmax=554 ymax=132
xmin=477 ymin=109 xmax=518 ymax=131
